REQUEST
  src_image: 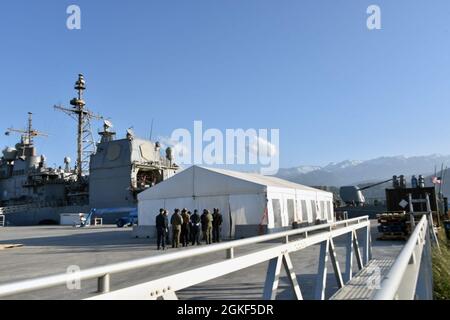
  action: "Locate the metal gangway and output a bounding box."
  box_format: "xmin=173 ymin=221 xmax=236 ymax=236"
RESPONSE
xmin=0 ymin=215 xmax=434 ymax=300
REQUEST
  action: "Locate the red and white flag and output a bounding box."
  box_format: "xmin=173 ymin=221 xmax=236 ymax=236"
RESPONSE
xmin=432 ymin=176 xmax=442 ymax=185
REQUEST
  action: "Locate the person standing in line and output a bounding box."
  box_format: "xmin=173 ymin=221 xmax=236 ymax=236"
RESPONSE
xmin=155 ymin=208 xmax=168 ymax=250
xmin=180 ymin=208 xmax=191 ymax=247
xmin=201 ymin=209 xmax=208 ymax=241
xmin=171 ymin=209 xmax=182 ymax=248
xmin=204 ymin=209 xmax=214 ymax=245
xmin=187 ymin=210 xmax=192 ymax=243
xmin=190 ymin=210 xmax=201 ymax=246
xmin=187 ymin=211 xmax=194 ymax=244
xmin=163 ymin=210 xmax=170 ymax=246
xmin=212 ymin=208 xmax=223 ymax=243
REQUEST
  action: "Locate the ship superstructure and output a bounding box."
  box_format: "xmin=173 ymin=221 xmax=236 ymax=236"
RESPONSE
xmin=0 ymin=74 xmax=180 ymax=225
xmin=0 ymin=113 xmax=75 ymax=207
xmin=90 ymin=123 xmax=178 ymax=208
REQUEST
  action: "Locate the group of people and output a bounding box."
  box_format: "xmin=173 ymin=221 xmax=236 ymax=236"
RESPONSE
xmin=155 ymin=208 xmax=223 ymax=250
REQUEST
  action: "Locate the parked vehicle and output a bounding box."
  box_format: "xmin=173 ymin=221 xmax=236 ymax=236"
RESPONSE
xmin=116 ymin=211 xmax=138 ymax=228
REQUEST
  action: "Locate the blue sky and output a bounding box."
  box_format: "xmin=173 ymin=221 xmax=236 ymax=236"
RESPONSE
xmin=0 ymin=0 xmax=449 ymax=169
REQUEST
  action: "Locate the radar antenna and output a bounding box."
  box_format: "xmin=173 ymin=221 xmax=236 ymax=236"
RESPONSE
xmin=54 ymin=74 xmax=104 ymax=180
xmin=5 ymin=112 xmax=49 ymax=145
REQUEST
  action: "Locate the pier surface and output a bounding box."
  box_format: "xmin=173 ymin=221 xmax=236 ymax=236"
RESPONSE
xmin=0 ymin=221 xmax=402 ymax=300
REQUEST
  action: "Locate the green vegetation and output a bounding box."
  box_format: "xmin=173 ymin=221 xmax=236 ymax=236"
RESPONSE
xmin=433 ymin=229 xmax=450 ymax=300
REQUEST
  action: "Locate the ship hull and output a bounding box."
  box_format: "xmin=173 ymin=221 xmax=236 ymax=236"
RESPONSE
xmin=2 ymin=205 xmax=130 ymax=226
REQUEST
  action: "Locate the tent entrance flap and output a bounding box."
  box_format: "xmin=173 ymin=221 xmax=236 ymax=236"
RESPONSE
xmin=229 ymin=194 xmax=267 ymax=238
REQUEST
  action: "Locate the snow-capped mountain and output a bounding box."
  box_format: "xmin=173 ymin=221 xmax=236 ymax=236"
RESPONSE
xmin=277 ymin=165 xmax=322 ymax=176
xmin=276 ymin=154 xmax=450 ymax=187
xmin=323 ymin=160 xmax=364 ymax=171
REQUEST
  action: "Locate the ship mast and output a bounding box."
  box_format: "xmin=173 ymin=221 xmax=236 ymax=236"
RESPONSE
xmin=6 ymin=112 xmax=48 ymax=146
xmin=54 ymin=74 xmax=104 ymax=180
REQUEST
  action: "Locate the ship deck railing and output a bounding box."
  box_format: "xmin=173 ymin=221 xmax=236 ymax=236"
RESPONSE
xmin=0 ymin=215 xmax=434 ymax=300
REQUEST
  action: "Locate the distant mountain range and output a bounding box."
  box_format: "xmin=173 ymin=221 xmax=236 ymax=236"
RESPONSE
xmin=276 ymin=154 xmax=450 ymax=187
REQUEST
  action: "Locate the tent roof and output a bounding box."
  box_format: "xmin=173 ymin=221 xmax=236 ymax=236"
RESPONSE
xmin=138 ymin=166 xmax=330 ymax=201
xmin=202 ymin=167 xmax=320 ymax=192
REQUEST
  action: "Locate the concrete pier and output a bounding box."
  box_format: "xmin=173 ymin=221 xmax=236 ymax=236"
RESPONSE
xmin=0 ymin=221 xmax=403 ymax=300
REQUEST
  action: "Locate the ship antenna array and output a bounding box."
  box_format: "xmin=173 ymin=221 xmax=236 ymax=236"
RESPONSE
xmin=54 ymin=74 xmax=104 ymax=180
xmin=5 ymin=112 xmax=49 ymax=145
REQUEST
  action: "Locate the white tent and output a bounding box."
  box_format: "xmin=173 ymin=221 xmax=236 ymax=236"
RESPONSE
xmin=135 ymin=166 xmax=334 ymax=239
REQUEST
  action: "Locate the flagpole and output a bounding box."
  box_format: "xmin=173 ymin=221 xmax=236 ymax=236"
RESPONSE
xmin=443 ymin=166 xmax=448 ymax=218
xmin=434 ymin=165 xmax=437 ymax=189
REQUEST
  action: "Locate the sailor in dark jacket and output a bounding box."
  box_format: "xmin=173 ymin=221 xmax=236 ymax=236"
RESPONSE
xmin=171 ymin=209 xmax=183 ymax=248
xmin=180 ymin=209 xmax=191 ymax=247
xmin=200 ymin=210 xmax=208 ymax=241
xmin=190 ymin=210 xmax=201 ymax=245
xmin=164 ymin=210 xmax=170 ymax=246
xmin=212 ymin=208 xmax=223 ymax=243
xmin=155 ymin=208 xmax=169 ymax=250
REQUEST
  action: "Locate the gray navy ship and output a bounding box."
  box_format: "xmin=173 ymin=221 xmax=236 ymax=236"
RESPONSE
xmin=0 ymin=74 xmax=179 ymax=226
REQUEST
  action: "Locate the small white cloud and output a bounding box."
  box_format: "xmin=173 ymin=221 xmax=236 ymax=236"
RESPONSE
xmin=246 ymin=136 xmax=278 ymax=158
xmin=158 ymin=136 xmax=190 ymax=158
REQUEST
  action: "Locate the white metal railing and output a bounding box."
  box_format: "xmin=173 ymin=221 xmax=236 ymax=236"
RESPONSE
xmin=0 ymin=204 xmax=39 ymax=215
xmin=0 ymin=216 xmax=371 ymax=300
xmin=0 ymin=215 xmax=5 ymax=227
xmin=373 ymin=215 xmax=433 ymax=300
xmin=0 ymin=201 xmax=71 ymax=215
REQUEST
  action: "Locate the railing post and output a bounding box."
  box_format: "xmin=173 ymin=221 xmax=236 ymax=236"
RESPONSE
xmin=328 ymin=238 xmax=344 ymax=288
xmin=263 ymin=255 xmax=283 ymax=300
xmin=368 ymin=226 xmax=373 ymax=261
xmin=282 ymin=253 xmax=303 ymax=300
xmin=226 ymin=248 xmax=234 ymax=259
xmin=315 ymin=239 xmax=329 ymax=300
xmin=409 ymin=213 xmax=416 ymax=229
xmin=427 ymin=211 xmax=440 ymax=251
xmin=344 ymin=231 xmax=354 ymax=283
xmin=408 ymin=193 xmax=414 ymax=214
xmin=97 ymin=274 xmax=110 ymax=293
xmin=353 ymin=231 xmax=363 ymax=270
xmin=360 ymin=224 xmax=370 ymax=266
